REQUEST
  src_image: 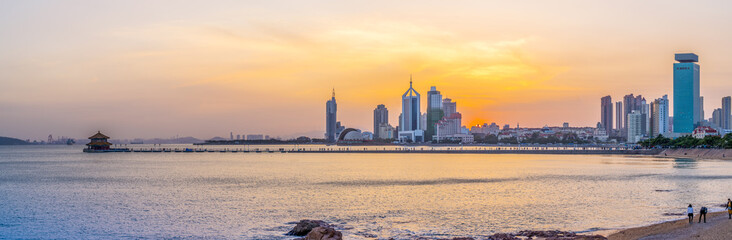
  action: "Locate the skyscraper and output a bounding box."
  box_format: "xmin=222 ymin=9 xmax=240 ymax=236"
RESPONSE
xmin=425 ymin=86 xmax=444 ymax=141
xmin=623 ymin=94 xmax=635 ymax=130
xmin=373 ymin=104 xmax=388 ymax=139
xmin=615 ymin=101 xmax=623 ymax=133
xmin=627 ymin=110 xmax=643 ymax=143
xmin=398 ymin=76 xmax=423 ymax=142
xmin=601 ymin=96 xmax=613 ymax=134
xmin=442 ymin=98 xmax=457 ymax=115
xmin=712 ymin=108 xmax=722 ymax=128
xmin=427 ymin=86 xmax=442 ymax=110
xmin=699 ymin=96 xmax=705 ymax=122
xmin=623 ymin=94 xmax=644 ymax=135
xmin=723 ymin=96 xmax=731 ymax=129
xmin=650 ymin=95 xmax=669 ymax=136
xmin=673 ymin=53 xmax=700 ymax=133
xmin=325 ymin=89 xmax=337 ymax=142
xmin=641 ymin=98 xmax=649 ymax=136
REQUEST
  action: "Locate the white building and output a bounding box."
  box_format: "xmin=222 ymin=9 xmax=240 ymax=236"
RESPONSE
xmin=693 ymin=126 xmax=719 ymax=139
xmin=377 ymin=123 xmax=395 ymax=139
xmin=650 ymin=95 xmax=669 ymax=137
xmin=627 ymin=110 xmax=644 ymax=143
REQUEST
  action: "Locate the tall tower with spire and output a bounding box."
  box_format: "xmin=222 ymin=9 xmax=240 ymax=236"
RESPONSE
xmin=398 ymin=75 xmax=424 ymax=142
xmin=325 ymin=88 xmax=337 ymax=142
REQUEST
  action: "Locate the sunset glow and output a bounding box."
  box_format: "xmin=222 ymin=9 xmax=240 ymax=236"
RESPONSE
xmin=2 ymin=1 xmax=732 ymax=139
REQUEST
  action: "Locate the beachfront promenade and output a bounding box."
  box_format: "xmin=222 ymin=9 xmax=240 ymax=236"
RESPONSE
xmin=107 ymin=146 xmax=663 ymax=155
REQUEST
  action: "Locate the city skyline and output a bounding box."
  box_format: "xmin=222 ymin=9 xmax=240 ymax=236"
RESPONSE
xmin=3 ymin=1 xmax=732 ymax=140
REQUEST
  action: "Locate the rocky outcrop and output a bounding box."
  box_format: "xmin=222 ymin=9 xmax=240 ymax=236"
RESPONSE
xmin=287 ymin=220 xmax=330 ymax=236
xmin=297 ymin=226 xmax=342 ymax=240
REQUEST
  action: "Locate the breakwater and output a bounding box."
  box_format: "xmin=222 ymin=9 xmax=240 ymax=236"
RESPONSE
xmin=105 ymin=146 xmax=663 ymax=155
xmin=658 ymin=148 xmax=732 ymax=160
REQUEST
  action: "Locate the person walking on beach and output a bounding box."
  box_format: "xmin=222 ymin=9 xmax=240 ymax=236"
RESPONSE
xmin=688 ymin=204 xmax=694 ymax=223
xmin=727 ymin=199 xmax=732 ymax=219
xmin=699 ymin=206 xmax=707 ymax=223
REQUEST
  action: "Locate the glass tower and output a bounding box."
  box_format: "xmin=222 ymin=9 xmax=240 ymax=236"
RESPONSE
xmin=672 ymin=53 xmax=700 ymax=133
xmin=325 ymin=89 xmax=337 ymax=142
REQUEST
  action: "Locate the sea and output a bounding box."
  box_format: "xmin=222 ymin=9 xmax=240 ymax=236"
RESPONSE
xmin=1 ymin=144 xmax=731 ymax=239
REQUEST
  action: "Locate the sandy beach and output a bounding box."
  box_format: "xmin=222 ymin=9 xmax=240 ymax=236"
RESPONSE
xmin=608 ymin=211 xmax=732 ymax=240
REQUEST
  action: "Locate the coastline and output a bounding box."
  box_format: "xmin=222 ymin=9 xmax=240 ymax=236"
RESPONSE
xmin=608 ymin=211 xmax=732 ymax=240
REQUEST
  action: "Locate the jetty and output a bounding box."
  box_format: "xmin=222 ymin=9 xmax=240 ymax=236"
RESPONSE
xmin=97 ymin=146 xmax=663 ymax=155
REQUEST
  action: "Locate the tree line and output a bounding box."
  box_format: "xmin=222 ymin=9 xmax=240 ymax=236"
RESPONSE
xmin=638 ymin=134 xmax=732 ymax=149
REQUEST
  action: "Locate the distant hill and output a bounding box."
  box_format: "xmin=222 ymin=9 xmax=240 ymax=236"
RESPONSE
xmin=145 ymin=137 xmax=204 ymax=144
xmin=0 ymin=136 xmax=30 ymax=145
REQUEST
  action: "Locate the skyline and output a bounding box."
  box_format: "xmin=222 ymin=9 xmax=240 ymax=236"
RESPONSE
xmin=3 ymin=1 xmax=732 ymax=140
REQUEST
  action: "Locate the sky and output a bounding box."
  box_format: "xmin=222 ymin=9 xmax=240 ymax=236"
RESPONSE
xmin=2 ymin=0 xmax=732 ymax=140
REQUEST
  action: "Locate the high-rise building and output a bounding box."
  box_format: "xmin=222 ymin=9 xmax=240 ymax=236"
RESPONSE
xmin=623 ymin=94 xmax=644 ymax=136
xmin=615 ymin=101 xmax=623 ymax=133
xmin=443 ymin=98 xmax=456 ymax=115
xmin=601 ymin=96 xmax=613 ymax=134
xmin=623 ymin=94 xmax=636 ymax=130
xmin=377 ymin=123 xmax=395 ymax=139
xmin=723 ymin=96 xmax=731 ymax=129
xmin=712 ymin=108 xmax=723 ymax=128
xmin=699 ymin=96 xmax=705 ymax=122
xmin=673 ymin=53 xmax=700 ymax=133
xmin=427 ymin=86 xmax=442 ymax=110
xmin=650 ymin=95 xmax=669 ymax=137
xmin=398 ymin=76 xmax=423 ymax=142
xmin=325 ymin=89 xmax=338 ymax=142
xmin=641 ymin=99 xmax=649 ymax=136
xmin=627 ymin=110 xmax=644 ymax=143
xmin=373 ymin=104 xmax=388 ymax=139
xmin=425 ymin=86 xmax=444 ymax=141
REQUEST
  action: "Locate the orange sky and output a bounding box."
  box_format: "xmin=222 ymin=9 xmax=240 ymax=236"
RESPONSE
xmin=1 ymin=1 xmax=732 ymax=139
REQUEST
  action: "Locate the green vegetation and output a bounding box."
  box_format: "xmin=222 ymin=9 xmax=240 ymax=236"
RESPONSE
xmin=638 ymin=134 xmax=732 ymax=149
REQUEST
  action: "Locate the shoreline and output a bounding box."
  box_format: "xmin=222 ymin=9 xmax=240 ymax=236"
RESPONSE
xmin=657 ymin=148 xmax=732 ymax=160
xmin=608 ymin=211 xmax=732 ymax=240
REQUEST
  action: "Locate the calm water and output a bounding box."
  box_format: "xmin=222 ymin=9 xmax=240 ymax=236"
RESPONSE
xmin=1 ymin=145 xmax=731 ymax=239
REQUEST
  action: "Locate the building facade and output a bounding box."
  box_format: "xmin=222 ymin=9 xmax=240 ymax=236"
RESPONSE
xmin=398 ymin=76 xmax=424 ymax=142
xmin=723 ymin=96 xmax=731 ymax=130
xmin=673 ymin=53 xmax=700 ymax=133
xmin=601 ymin=95 xmax=613 ymax=134
xmin=373 ymin=104 xmax=388 ymax=139
xmin=425 ymin=86 xmax=444 ymax=142
xmin=377 ymin=123 xmax=395 ymax=139
xmin=615 ymin=101 xmax=623 ymax=134
xmin=650 ymin=95 xmax=669 ymax=137
xmin=627 ymin=110 xmax=644 ymax=143
xmin=325 ymin=89 xmax=338 ymax=142
xmin=442 ymin=98 xmax=456 ymax=116
xmin=712 ymin=108 xmax=723 ymax=128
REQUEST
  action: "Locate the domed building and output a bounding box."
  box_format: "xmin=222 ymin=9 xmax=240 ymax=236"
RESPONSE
xmin=337 ymin=128 xmax=373 ymax=144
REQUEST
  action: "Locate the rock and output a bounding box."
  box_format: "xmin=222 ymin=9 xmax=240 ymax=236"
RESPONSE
xmin=287 ymin=219 xmax=330 ymax=236
xmin=300 ymin=226 xmax=342 ymax=240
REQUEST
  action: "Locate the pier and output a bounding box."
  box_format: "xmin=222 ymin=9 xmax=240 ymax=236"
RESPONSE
xmin=101 ymin=146 xmax=663 ymax=155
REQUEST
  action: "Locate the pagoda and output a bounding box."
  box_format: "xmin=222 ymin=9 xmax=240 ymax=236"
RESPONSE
xmin=85 ymin=131 xmax=112 ymax=151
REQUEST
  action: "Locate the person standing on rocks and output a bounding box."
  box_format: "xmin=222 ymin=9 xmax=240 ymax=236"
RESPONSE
xmin=698 ymin=206 xmax=707 ymax=223
xmin=727 ymin=199 xmax=732 ymax=219
xmin=687 ymin=204 xmax=694 ymax=224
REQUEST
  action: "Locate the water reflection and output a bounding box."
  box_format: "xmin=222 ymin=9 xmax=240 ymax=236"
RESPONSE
xmin=672 ymin=158 xmax=698 ymax=169
xmin=1 ymin=146 xmax=731 ymax=239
